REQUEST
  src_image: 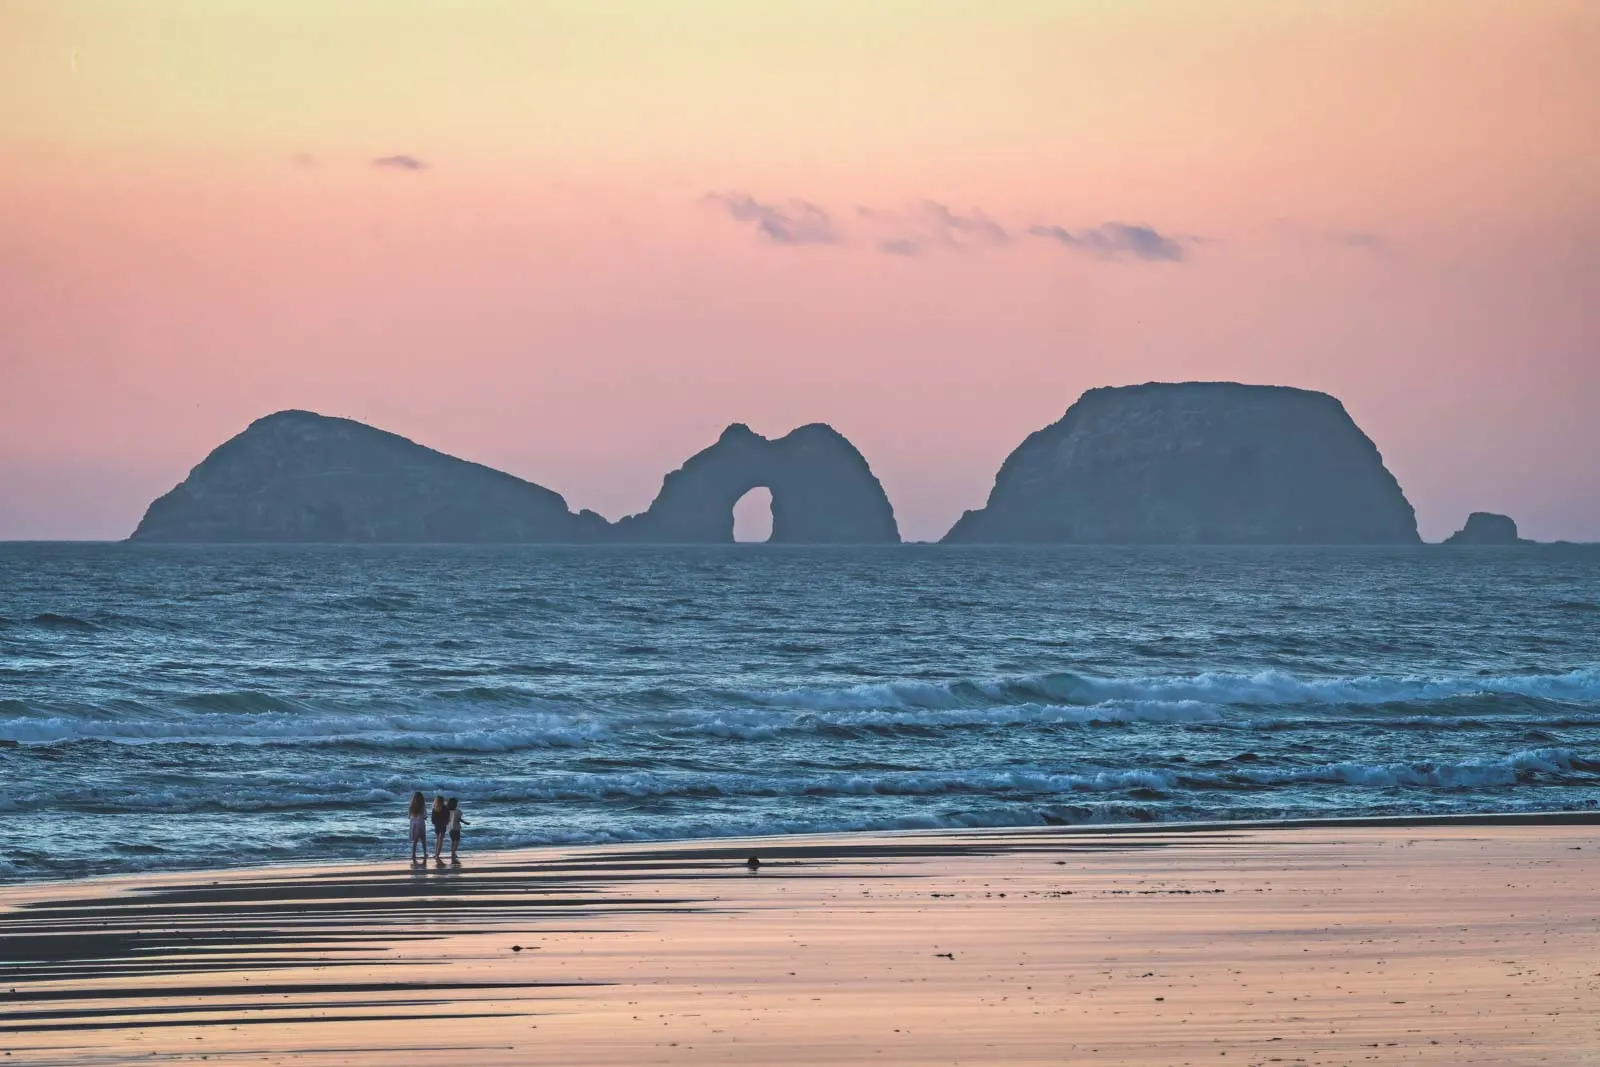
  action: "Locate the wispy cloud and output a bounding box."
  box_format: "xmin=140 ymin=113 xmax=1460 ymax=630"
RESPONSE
xmin=707 ymin=192 xmax=1191 ymax=264
xmin=857 ymin=202 xmax=1010 ymax=257
xmin=1028 ymin=222 xmax=1187 ymax=261
xmin=1331 ymin=230 xmax=1382 ymax=251
xmin=708 ymin=192 xmax=839 ymax=245
xmin=1328 ymin=229 xmax=1386 ymax=252
xmin=372 ymin=154 xmax=428 ymax=171
xmin=1270 ymin=220 xmax=1391 ymax=256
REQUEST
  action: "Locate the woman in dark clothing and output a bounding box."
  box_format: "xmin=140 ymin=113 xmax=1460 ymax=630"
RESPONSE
xmin=430 ymin=795 xmax=449 ymax=861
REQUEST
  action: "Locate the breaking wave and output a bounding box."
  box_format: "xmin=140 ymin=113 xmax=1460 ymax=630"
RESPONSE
xmin=8 ymin=748 xmax=1591 ymax=817
xmin=746 ymin=669 xmax=1600 ymax=712
xmin=5 ymin=669 xmax=1599 ymax=750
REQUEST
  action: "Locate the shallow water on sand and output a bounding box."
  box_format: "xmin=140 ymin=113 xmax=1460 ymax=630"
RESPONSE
xmin=2 ymin=542 xmax=1598 ymax=881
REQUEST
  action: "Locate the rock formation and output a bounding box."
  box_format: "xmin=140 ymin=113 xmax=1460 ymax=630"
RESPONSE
xmin=612 ymin=423 xmax=899 ymax=543
xmin=1443 ymin=512 xmax=1525 ymax=545
xmin=131 ymin=410 xmax=607 ymax=542
xmin=943 ymin=382 xmax=1420 ymax=544
xmin=130 ymin=411 xmax=898 ymax=544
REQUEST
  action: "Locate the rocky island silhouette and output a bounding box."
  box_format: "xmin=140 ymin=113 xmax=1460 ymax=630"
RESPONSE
xmin=129 ymin=381 xmax=1520 ymax=545
xmin=943 ymin=382 xmax=1420 ymax=544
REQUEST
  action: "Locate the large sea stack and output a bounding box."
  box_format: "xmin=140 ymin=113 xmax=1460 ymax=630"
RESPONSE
xmin=130 ymin=410 xmax=607 ymax=542
xmin=612 ymin=423 xmax=899 ymax=543
xmin=943 ymin=382 xmax=1420 ymax=544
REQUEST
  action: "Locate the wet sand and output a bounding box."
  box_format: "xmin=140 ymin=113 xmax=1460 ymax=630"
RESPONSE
xmin=4 ymin=815 xmax=1598 ymax=1065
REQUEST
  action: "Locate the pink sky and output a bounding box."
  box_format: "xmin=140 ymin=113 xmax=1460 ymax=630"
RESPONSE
xmin=2 ymin=1 xmax=1597 ymax=541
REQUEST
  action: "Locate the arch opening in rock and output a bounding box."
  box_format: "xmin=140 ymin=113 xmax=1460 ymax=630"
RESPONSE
xmin=732 ymin=486 xmax=775 ymax=543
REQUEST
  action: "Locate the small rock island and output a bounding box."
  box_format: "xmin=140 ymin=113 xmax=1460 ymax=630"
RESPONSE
xmin=1442 ymin=512 xmax=1526 ymax=545
xmin=943 ymin=382 xmax=1421 ymax=544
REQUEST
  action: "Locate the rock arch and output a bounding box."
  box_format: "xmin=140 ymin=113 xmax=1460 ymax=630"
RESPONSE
xmin=612 ymin=423 xmax=900 ymax=543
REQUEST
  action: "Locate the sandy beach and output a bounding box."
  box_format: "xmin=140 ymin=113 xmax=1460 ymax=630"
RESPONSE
xmin=4 ymin=815 xmax=1598 ymax=1065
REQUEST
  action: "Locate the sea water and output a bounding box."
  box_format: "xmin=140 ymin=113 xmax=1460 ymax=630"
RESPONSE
xmin=2 ymin=542 xmax=1598 ymax=882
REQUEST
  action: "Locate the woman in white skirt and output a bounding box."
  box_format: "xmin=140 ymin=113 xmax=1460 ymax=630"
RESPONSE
xmin=408 ymin=791 xmax=427 ymax=862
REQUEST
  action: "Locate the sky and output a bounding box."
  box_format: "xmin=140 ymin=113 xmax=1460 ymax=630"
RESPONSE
xmin=2 ymin=0 xmax=1597 ymax=542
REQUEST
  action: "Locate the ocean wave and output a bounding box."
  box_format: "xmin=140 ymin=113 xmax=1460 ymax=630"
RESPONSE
xmin=0 ymin=708 xmax=609 ymax=750
xmin=665 ymin=700 xmax=1221 ymax=740
xmin=1220 ymin=747 xmax=1591 ymax=790
xmin=10 ymin=748 xmax=1594 ymax=816
xmin=0 ymin=697 xmax=1220 ymax=749
xmin=24 ymin=612 xmax=100 ymax=633
xmin=6 ymin=675 xmax=1599 ymax=751
xmin=746 ymin=669 xmax=1600 ymax=713
xmin=176 ymin=691 xmax=310 ymax=714
xmin=5 ymin=766 xmax=1183 ymax=813
xmin=326 ymin=594 xmax=415 ymax=612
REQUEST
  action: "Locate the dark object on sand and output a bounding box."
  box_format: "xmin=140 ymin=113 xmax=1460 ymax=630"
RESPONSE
xmin=746 ymin=856 xmax=761 ymax=870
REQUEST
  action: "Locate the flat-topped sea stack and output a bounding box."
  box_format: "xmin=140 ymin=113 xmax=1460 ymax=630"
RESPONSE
xmin=131 ymin=410 xmax=607 ymax=542
xmin=944 ymin=382 xmax=1420 ymax=544
xmin=613 ymin=423 xmax=899 ymax=543
xmin=1443 ymin=512 xmax=1526 ymax=545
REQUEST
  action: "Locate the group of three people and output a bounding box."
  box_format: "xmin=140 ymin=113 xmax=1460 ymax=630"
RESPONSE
xmin=408 ymin=791 xmax=467 ymax=862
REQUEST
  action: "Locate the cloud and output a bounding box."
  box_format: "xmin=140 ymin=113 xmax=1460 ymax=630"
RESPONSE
xmin=708 ymin=192 xmax=1190 ymax=264
xmin=372 ymin=154 xmax=428 ymax=171
xmin=1270 ymin=220 xmax=1391 ymax=256
xmin=1330 ymin=230 xmax=1386 ymax=252
xmin=857 ymin=202 xmax=1009 ymax=256
xmin=708 ymin=192 xmax=839 ymax=245
xmin=1028 ymin=222 xmax=1187 ymax=261
xmin=923 ymin=202 xmax=1010 ymax=248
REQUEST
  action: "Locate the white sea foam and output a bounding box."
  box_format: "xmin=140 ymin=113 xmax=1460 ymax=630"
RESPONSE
xmin=666 ymin=699 xmax=1220 ymax=740
xmin=7 ymin=764 xmax=1184 ymax=813
xmin=0 ymin=708 xmax=609 ymax=749
xmin=747 ymin=669 xmax=1600 ymax=713
xmin=5 ymin=667 xmax=1597 ymax=750
xmin=1224 ymin=747 xmax=1583 ymax=789
xmin=0 ymin=696 xmax=1218 ymax=748
xmin=12 ymin=746 xmax=1589 ymax=817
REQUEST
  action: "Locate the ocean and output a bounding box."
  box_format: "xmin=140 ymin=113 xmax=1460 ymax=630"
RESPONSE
xmin=3 ymin=542 xmax=1598 ymax=882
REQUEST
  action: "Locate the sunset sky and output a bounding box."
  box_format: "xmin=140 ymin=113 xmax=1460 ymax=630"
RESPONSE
xmin=2 ymin=0 xmax=1597 ymax=541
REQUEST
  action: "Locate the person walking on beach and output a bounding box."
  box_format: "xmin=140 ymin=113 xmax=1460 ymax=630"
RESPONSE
xmin=431 ymin=795 xmax=450 ymax=861
xmin=446 ymin=797 xmax=467 ymax=862
xmin=408 ymin=791 xmax=427 ymax=862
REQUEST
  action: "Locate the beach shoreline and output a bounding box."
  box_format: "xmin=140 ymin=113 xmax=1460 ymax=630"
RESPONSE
xmin=8 ymin=807 xmax=1598 ymax=895
xmin=5 ymin=814 xmax=1599 ymax=1064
